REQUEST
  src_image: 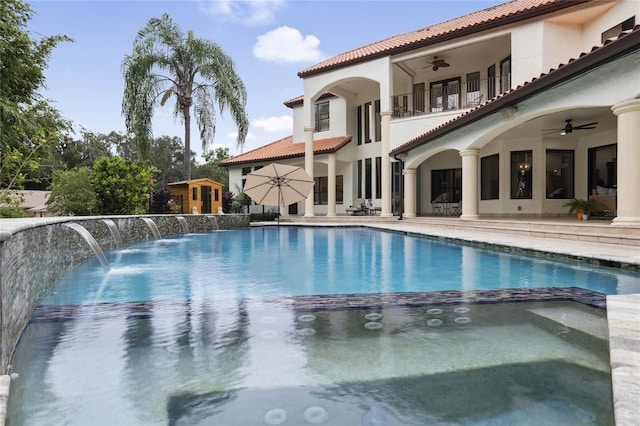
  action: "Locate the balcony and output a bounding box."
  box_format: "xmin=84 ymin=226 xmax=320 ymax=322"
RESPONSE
xmin=391 ymin=74 xmax=511 ymax=119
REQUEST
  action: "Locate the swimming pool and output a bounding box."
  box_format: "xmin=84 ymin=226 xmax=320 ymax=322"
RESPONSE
xmin=42 ymin=227 xmax=640 ymax=305
xmin=7 ymin=227 xmax=631 ymax=424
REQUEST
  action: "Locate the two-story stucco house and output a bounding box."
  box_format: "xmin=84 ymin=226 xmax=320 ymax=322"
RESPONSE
xmin=222 ymin=0 xmax=640 ymax=226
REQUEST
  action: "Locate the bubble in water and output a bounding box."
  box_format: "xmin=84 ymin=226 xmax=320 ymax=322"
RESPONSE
xmin=298 ymin=314 xmax=317 ymax=322
xmin=427 ymin=308 xmax=443 ymax=315
xmin=454 ymin=316 xmax=471 ymax=324
xmin=264 ymin=408 xmax=287 ymax=425
xmin=304 ymin=406 xmax=329 ymax=424
xmin=427 ymin=318 xmax=443 ymax=327
xmin=364 ymin=312 xmax=383 ymax=321
xmin=364 ymin=321 xmax=383 ymax=330
xmin=298 ymin=328 xmax=316 ymax=336
xmin=454 ymin=307 xmax=470 ymax=313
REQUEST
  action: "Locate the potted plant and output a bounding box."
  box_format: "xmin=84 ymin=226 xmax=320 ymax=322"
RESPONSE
xmin=563 ymin=198 xmax=602 ymax=220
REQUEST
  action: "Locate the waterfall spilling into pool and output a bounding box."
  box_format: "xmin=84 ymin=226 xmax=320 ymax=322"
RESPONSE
xmin=140 ymin=217 xmax=161 ymax=239
xmin=175 ymin=216 xmax=189 ymax=233
xmin=100 ymin=218 xmax=123 ymax=247
xmin=63 ymin=223 xmax=111 ymax=273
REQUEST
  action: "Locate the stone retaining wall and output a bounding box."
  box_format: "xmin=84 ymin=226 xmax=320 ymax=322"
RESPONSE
xmin=0 ymin=214 xmax=249 ymax=374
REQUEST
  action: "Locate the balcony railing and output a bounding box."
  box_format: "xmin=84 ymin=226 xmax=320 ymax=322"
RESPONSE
xmin=391 ymin=75 xmax=511 ymax=118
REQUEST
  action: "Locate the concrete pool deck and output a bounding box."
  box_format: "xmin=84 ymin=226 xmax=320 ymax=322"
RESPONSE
xmin=287 ymin=216 xmax=640 ymax=425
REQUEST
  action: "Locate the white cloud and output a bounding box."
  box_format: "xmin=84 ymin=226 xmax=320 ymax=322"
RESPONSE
xmin=252 ymin=115 xmax=293 ymax=132
xmin=201 ymin=0 xmax=284 ymax=25
xmin=253 ymin=26 xmax=324 ymax=63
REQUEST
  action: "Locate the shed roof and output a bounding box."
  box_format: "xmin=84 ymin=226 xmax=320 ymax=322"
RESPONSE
xmin=168 ymin=178 xmax=223 ymax=186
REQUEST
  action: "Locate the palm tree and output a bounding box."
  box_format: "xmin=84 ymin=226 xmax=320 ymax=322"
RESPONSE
xmin=122 ymin=13 xmax=249 ymax=180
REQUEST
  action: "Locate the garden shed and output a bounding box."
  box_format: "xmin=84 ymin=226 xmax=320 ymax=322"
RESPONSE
xmin=167 ymin=178 xmax=223 ymax=214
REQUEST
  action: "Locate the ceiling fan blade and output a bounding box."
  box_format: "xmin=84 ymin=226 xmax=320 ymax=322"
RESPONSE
xmin=574 ymin=121 xmax=598 ymax=129
xmin=440 ymin=62 xmax=450 ymax=67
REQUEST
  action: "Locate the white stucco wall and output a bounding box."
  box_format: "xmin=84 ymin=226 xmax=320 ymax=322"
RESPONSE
xmin=291 ymin=96 xmax=349 ymax=143
xmin=582 ymin=0 xmax=640 ymax=50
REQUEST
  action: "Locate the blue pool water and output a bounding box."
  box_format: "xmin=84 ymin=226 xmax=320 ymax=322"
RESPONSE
xmin=7 ymin=227 xmax=629 ymax=425
xmin=43 ymin=227 xmax=640 ymax=305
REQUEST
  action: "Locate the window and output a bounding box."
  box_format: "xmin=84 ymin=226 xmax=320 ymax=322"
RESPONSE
xmin=602 ymin=17 xmax=635 ymax=42
xmin=588 ymin=144 xmax=617 ymax=193
xmin=413 ymin=83 xmax=425 ymax=113
xmin=374 ymin=100 xmax=381 ymax=142
xmin=375 ymin=157 xmax=382 ymax=199
xmin=357 ymin=160 xmax=362 ymax=198
xmin=511 ymin=151 xmax=532 ymax=199
xmin=431 ymin=169 xmax=462 ymax=203
xmin=487 ymin=64 xmax=496 ymax=99
xmin=241 ymin=167 xmax=251 ymax=175
xmin=315 ymin=101 xmax=329 ymax=132
xmin=192 ymin=187 xmax=198 ymax=201
xmin=481 ymin=154 xmax=499 ymax=200
xmin=546 ymin=150 xmax=574 ymax=199
xmin=392 ymin=161 xmax=403 ymax=215
xmin=214 ymin=188 xmax=219 ymax=202
xmin=364 ymin=102 xmax=371 ymax=143
xmin=357 ymin=105 xmax=362 ymax=145
xmin=500 ymin=56 xmax=511 ymax=93
xmin=365 ymin=158 xmax=372 ymax=199
xmin=313 ymin=176 xmax=343 ymax=205
xmin=466 ymin=72 xmax=481 ymax=107
xmin=393 ymin=95 xmax=408 ymax=117
xmin=430 ymin=77 xmax=460 ymax=112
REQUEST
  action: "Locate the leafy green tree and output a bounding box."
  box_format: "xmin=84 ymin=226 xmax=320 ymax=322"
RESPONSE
xmin=149 ymin=135 xmax=186 ymax=188
xmin=91 ymin=156 xmax=156 ymax=215
xmin=121 ymin=13 xmax=249 ymax=181
xmin=50 ymin=131 xmax=112 ymax=171
xmin=46 ymin=167 xmax=97 ymax=216
xmin=192 ymin=146 xmax=230 ymax=188
xmin=0 ymin=0 xmax=71 ymax=206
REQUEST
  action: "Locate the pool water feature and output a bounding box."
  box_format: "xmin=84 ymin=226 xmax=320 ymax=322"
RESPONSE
xmin=9 ymin=300 xmax=613 ymax=425
xmin=7 ymin=226 xmax=631 ymax=424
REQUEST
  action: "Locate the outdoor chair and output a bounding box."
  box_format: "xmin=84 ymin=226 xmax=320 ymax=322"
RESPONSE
xmin=346 ymin=198 xmax=366 ymax=215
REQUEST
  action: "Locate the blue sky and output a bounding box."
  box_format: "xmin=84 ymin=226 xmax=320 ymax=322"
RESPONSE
xmin=29 ymin=0 xmax=503 ymax=159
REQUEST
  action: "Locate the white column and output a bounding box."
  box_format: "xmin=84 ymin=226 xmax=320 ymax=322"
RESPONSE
xmin=460 ymin=149 xmax=479 ymax=220
xmin=611 ymin=98 xmax=640 ymax=226
xmin=380 ymin=111 xmax=392 ymax=217
xmin=327 ymin=153 xmax=336 ymax=216
xmin=403 ymin=168 xmax=416 ymax=218
xmin=304 ymin=127 xmax=315 ymax=217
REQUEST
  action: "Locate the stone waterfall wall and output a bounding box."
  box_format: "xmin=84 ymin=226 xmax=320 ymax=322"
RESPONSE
xmin=0 ymin=214 xmax=249 ymax=374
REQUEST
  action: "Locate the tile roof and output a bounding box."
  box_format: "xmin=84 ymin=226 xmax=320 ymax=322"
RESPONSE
xmin=391 ymin=25 xmax=640 ymax=155
xmin=284 ymin=92 xmax=334 ymax=108
xmin=221 ymin=135 xmax=353 ymax=166
xmin=299 ymin=0 xmax=591 ymax=77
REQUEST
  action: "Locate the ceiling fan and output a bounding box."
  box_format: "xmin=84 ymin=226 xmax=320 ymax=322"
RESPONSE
xmin=425 ymin=56 xmax=450 ymax=71
xmin=545 ymin=119 xmax=598 ymax=135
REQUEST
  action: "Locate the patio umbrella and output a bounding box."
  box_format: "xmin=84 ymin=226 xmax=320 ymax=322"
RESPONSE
xmin=243 ymin=163 xmax=315 ymax=224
